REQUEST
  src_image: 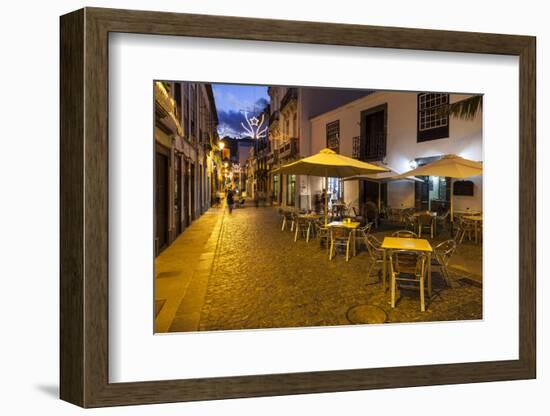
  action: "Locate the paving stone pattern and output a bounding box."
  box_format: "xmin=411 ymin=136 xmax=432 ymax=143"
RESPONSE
xmin=194 ymin=207 xmax=482 ymax=332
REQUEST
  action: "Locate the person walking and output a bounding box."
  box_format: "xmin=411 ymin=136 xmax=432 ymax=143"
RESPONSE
xmin=226 ymin=188 xmax=235 ymax=214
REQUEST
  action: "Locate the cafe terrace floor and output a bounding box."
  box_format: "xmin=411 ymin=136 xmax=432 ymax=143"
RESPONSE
xmin=155 ymin=203 xmax=482 ymax=333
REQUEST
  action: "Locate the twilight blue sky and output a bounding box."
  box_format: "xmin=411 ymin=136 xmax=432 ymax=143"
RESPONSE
xmin=212 ymin=83 xmax=269 ymax=137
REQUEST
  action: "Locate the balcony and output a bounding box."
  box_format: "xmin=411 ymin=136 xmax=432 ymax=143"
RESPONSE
xmin=269 ymin=110 xmax=280 ymax=126
xmin=267 ymin=149 xmax=278 ymax=166
xmin=154 ymin=82 xmax=183 ymax=136
xmin=278 ymin=137 xmax=299 ymax=160
xmin=280 ymin=88 xmax=298 ymax=112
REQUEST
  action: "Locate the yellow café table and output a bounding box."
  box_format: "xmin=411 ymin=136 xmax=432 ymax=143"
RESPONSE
xmin=327 ymin=220 xmax=361 ymax=257
xmin=380 ymin=237 xmax=433 ymax=296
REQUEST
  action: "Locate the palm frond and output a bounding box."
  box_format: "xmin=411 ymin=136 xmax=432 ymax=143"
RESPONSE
xmin=434 ymin=95 xmax=482 ymax=120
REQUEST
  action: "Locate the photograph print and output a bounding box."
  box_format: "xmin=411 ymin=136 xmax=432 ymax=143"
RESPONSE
xmin=154 ymin=81 xmax=483 ymax=333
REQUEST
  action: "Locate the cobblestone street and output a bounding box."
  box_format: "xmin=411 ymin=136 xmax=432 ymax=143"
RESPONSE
xmin=156 ymin=204 xmax=482 ymax=333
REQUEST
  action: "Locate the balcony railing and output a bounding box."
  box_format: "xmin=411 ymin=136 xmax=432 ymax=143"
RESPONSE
xmin=267 ymin=149 xmax=278 ymax=165
xmin=363 ymin=131 xmax=386 ymax=161
xmin=278 ymin=137 xmax=299 ymax=160
xmin=154 ymin=82 xmax=183 ymax=136
xmin=352 ymin=136 xmax=361 ymax=159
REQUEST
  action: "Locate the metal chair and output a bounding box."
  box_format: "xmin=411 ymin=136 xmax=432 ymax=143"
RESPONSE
xmin=392 ymin=230 xmax=418 ymax=238
xmin=454 ymin=216 xmax=476 ymax=244
xmin=389 ymin=250 xmax=428 ymax=312
xmin=364 ymin=235 xmax=385 ymax=283
xmin=356 ymin=223 xmax=373 ymax=251
xmin=294 ymin=217 xmax=312 ymax=242
xmin=314 ymin=221 xmax=330 ymax=254
xmin=329 ymin=226 xmax=352 ymax=261
xmin=435 ymin=209 xmax=450 ymax=235
xmin=417 ymin=212 xmax=435 ymax=238
xmin=432 ymin=239 xmax=457 ymax=286
xmin=281 ymin=211 xmax=295 ymax=232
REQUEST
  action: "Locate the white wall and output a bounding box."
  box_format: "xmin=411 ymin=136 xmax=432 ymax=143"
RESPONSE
xmin=0 ymin=1 xmax=546 ymax=416
xmin=310 ymin=91 xmax=483 ymax=211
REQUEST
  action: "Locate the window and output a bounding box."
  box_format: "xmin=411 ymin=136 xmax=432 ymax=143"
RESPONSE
xmin=417 ymin=93 xmax=450 ymax=142
xmin=326 ymin=120 xmax=340 ymax=153
xmin=286 ymin=175 xmax=296 ymax=206
xmin=273 ymin=175 xmax=279 ymax=199
xmin=190 ymin=85 xmax=196 ymax=137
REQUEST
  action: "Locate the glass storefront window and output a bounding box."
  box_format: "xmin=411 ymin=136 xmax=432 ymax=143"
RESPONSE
xmin=327 ymin=177 xmax=343 ymax=205
xmin=286 ymin=175 xmax=296 ymax=206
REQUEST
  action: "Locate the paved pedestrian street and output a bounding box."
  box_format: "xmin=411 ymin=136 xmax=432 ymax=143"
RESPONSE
xmin=155 ymin=205 xmax=482 ymax=333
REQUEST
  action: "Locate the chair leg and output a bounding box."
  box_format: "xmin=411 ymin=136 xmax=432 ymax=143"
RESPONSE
xmin=281 ymin=218 xmax=286 ymax=231
xmin=391 ymin=274 xmax=396 ymax=308
xmin=367 ymin=261 xmax=374 ymax=279
xmin=294 ymin=225 xmax=298 ymax=242
xmin=306 ymin=225 xmax=310 ymax=242
xmin=329 ymin=240 xmax=334 ymax=260
xmin=420 ymin=276 xmax=425 ymax=312
xmin=345 ymin=241 xmax=349 ymax=262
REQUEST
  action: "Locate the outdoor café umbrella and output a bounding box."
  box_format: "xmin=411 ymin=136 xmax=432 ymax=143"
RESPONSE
xmin=343 ymin=165 xmax=423 ymax=212
xmin=394 ymin=154 xmax=483 ymax=222
xmin=273 ymin=148 xmax=388 ymax=224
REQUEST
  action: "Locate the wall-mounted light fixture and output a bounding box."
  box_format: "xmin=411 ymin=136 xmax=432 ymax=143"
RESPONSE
xmin=409 ymin=160 xmax=418 ymax=169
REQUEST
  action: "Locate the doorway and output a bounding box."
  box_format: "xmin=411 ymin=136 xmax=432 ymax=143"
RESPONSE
xmin=174 ymin=155 xmax=182 ymax=236
xmin=155 ymin=148 xmax=169 ymax=255
xmin=360 ymin=103 xmax=387 ymax=162
xmin=413 ymin=156 xmax=451 ymax=213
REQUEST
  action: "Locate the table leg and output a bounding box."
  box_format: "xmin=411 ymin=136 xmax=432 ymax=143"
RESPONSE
xmin=352 ymin=230 xmax=357 ymax=257
xmin=427 ymin=252 xmax=432 ymax=297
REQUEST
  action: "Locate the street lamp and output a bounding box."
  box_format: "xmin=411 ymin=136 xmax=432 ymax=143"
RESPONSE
xmin=219 ymin=141 xmax=225 ymax=150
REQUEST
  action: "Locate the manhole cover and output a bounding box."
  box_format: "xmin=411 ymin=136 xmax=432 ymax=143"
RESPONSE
xmin=347 ymin=304 xmax=388 ymax=324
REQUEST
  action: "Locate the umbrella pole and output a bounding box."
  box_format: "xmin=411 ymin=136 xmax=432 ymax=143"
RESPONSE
xmin=450 ymin=180 xmax=454 ymax=222
xmin=325 ymin=176 xmax=328 ymax=225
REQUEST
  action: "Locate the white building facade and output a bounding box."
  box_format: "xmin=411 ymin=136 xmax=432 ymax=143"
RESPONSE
xmin=308 ymin=91 xmax=483 ymax=215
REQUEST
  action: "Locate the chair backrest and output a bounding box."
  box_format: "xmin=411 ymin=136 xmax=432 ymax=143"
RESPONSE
xmin=418 ymin=213 xmax=433 ymax=226
xmin=392 ymin=230 xmax=418 ymax=238
xmin=434 ymin=239 xmax=456 ymax=263
xmin=365 ymin=235 xmax=383 ymax=260
xmin=389 ymin=250 xmax=426 ymax=277
xmin=357 ymin=222 xmax=372 ymax=237
xmin=330 ymin=226 xmax=351 ymax=240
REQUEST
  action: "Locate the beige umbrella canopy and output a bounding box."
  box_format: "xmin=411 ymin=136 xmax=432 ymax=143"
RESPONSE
xmin=274 ymin=148 xmax=388 ymax=223
xmin=395 ymin=154 xmax=483 ymax=221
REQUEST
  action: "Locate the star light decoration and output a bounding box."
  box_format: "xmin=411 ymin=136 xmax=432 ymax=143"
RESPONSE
xmin=241 ymin=111 xmax=268 ymax=140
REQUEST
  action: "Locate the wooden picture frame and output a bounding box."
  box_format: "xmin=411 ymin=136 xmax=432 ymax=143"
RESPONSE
xmin=60 ymin=7 xmax=536 ymax=408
